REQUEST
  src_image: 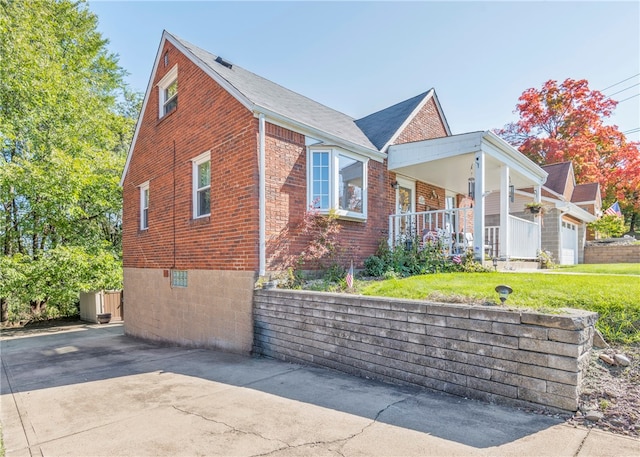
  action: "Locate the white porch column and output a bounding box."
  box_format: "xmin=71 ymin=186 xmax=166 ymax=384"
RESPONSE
xmin=499 ymin=165 xmax=510 ymax=259
xmin=535 ymin=184 xmax=542 ymax=254
xmin=473 ymin=151 xmax=485 ymax=262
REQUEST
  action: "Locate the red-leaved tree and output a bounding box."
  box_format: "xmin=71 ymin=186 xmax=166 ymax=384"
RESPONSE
xmin=498 ymin=78 xmax=640 ymax=232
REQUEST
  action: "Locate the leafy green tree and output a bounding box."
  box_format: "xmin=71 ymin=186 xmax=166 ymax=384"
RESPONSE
xmin=587 ymin=215 xmax=626 ymax=239
xmin=0 ymin=0 xmax=139 ymax=320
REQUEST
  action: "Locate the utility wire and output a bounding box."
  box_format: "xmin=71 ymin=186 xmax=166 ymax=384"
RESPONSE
xmin=617 ymin=93 xmax=640 ymax=103
xmin=601 ymin=73 xmax=640 ymax=92
xmin=607 ymin=82 xmax=640 ymax=98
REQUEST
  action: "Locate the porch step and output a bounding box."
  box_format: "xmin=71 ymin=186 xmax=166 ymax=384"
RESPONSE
xmin=492 ymin=260 xmax=540 ymax=272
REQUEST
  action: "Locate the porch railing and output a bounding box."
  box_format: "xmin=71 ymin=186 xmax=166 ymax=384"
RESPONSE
xmin=507 ymin=214 xmax=539 ymax=259
xmin=485 ymin=217 xmax=538 ymax=259
xmin=389 ymin=210 xmax=539 ymax=260
xmin=388 ymin=209 xmax=473 ymax=255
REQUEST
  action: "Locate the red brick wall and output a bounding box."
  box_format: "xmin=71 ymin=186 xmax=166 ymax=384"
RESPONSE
xmin=122 ymin=41 xmax=259 ymax=271
xmin=394 ymin=97 xmax=448 ymax=144
xmin=124 ymin=45 xmax=452 ymax=273
xmin=264 ymin=123 xmax=308 ymax=270
xmin=264 ymin=126 xmax=394 ymax=271
xmin=393 ymin=96 xmax=449 ymax=214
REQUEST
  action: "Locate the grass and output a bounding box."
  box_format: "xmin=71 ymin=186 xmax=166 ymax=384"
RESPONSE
xmin=555 ymin=263 xmax=640 ymax=275
xmin=358 ymin=267 xmax=640 ymax=345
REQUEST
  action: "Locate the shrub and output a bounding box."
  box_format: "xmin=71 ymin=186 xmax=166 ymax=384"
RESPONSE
xmin=364 ymin=255 xmax=387 ymax=277
xmin=588 ymin=215 xmax=626 ymax=238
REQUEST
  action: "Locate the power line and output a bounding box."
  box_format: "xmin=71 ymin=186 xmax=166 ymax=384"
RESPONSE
xmin=608 ymin=82 xmax=640 ymax=98
xmin=601 ymin=73 xmax=640 ymax=92
xmin=617 ymin=93 xmax=640 ymax=103
xmin=623 ymin=128 xmax=640 ymax=134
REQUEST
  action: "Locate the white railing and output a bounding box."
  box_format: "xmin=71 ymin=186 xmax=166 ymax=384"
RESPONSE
xmin=486 ymin=217 xmax=539 ymax=259
xmin=484 ymin=226 xmax=499 ymax=258
xmin=507 ymin=215 xmax=539 ymax=259
xmin=388 ymin=209 xmax=473 ymax=255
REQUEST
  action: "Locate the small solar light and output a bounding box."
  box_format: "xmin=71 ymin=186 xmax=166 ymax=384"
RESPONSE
xmin=492 ymin=257 xmax=498 ymax=271
xmin=495 ymin=285 xmax=513 ymax=304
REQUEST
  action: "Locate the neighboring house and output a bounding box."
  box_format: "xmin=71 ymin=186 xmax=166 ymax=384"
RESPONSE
xmin=485 ymin=161 xmax=600 ymax=264
xmin=120 ymin=31 xmax=549 ymax=352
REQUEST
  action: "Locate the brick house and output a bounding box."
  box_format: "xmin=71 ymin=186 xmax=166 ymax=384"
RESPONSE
xmin=120 ymin=31 xmax=550 ymax=352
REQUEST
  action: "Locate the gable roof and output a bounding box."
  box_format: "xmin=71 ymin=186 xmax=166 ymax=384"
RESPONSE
xmin=121 ymin=30 xmax=451 ymax=185
xmin=171 ymin=32 xmax=380 ymax=152
xmin=355 ymin=90 xmax=451 ymax=151
xmin=541 ymin=162 xmax=573 ymax=195
xmin=571 ymin=182 xmax=600 ymax=203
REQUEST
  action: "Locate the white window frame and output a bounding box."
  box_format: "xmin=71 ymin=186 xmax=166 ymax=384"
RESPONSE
xmin=192 ymin=150 xmax=211 ymax=219
xmin=307 ymin=146 xmax=368 ymax=221
xmin=157 ymin=64 xmax=178 ymax=118
xmin=139 ymin=181 xmax=149 ymax=230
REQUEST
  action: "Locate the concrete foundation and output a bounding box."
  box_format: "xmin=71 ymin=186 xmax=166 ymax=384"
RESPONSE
xmin=123 ymin=268 xmax=255 ymax=353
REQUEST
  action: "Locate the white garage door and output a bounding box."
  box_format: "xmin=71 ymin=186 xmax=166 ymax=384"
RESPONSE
xmin=560 ymin=221 xmax=578 ymax=265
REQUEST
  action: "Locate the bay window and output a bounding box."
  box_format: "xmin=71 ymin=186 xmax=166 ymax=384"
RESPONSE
xmin=308 ymin=147 xmax=367 ymax=220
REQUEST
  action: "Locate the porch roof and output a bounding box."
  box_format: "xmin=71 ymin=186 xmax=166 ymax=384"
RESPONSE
xmin=388 ymin=131 xmax=548 ymax=195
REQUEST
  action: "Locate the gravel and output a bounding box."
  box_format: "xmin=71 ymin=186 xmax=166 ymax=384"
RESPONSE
xmin=566 ymin=344 xmax=640 ymax=437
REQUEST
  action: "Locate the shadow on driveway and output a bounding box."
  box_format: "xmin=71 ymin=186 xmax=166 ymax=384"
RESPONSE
xmin=1 ymin=323 xmax=564 ymax=451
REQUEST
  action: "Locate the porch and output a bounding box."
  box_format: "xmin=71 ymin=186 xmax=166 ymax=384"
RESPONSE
xmin=387 ymin=131 xmax=548 ymax=262
xmin=388 ymin=209 xmax=540 ymax=259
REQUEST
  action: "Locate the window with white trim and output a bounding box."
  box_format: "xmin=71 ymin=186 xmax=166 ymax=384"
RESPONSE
xmin=308 ymin=147 xmax=367 ymax=220
xmin=139 ymin=181 xmax=149 ymax=230
xmin=157 ymin=65 xmax=178 ymax=118
xmin=192 ymin=151 xmax=211 ymax=218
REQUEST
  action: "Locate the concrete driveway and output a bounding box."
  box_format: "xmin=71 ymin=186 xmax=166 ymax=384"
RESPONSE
xmin=1 ymin=323 xmax=638 ymax=457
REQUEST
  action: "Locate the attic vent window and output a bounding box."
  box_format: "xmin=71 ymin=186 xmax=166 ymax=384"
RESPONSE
xmin=215 ymin=56 xmax=233 ymax=69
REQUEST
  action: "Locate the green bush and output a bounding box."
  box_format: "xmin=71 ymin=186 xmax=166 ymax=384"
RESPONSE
xmin=1 ymin=246 xmax=122 ymax=321
xmin=363 ymin=237 xmax=487 ymax=278
xmin=364 ymin=255 xmax=387 ymax=277
xmin=588 ymin=215 xmax=626 ymax=238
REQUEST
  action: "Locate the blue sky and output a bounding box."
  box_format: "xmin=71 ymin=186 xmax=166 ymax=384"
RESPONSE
xmin=88 ymin=1 xmax=640 ymax=141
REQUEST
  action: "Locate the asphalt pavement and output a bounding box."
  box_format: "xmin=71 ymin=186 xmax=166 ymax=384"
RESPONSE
xmin=1 ymin=322 xmax=638 ymax=457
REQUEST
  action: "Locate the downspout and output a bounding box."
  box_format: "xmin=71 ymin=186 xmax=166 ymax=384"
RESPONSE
xmin=258 ymin=113 xmax=266 ymax=277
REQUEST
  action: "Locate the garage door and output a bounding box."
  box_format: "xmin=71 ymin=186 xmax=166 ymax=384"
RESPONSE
xmin=560 ymin=221 xmax=578 ymax=265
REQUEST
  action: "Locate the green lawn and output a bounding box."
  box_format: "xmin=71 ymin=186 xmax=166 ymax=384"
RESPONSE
xmin=359 ymin=268 xmax=640 ymax=345
xmin=555 ymin=263 xmax=640 ymax=275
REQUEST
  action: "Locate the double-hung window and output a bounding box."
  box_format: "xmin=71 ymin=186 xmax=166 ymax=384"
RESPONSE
xmin=157 ymin=65 xmax=178 ymax=118
xmin=139 ymin=181 xmax=149 ymax=230
xmin=308 ymin=147 xmax=367 ymax=220
xmin=192 ymin=151 xmax=211 ymax=218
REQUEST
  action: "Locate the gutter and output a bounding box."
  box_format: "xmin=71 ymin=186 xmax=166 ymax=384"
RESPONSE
xmin=258 ymin=113 xmax=266 ymax=277
xmin=253 ymin=107 xmax=386 ymax=162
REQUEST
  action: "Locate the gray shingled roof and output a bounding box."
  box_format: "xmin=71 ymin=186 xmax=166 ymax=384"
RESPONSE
xmin=355 ymin=92 xmax=430 ymax=150
xmin=171 ymin=32 xmax=378 ymax=151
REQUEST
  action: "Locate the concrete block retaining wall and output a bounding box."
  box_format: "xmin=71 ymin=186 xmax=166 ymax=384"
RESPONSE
xmin=584 ymin=244 xmax=640 ymax=264
xmin=253 ymin=289 xmax=598 ymax=412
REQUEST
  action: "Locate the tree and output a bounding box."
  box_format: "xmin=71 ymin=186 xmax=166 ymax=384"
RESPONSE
xmin=0 ymin=0 xmax=139 ymax=320
xmin=498 ymin=78 xmax=640 ymax=233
